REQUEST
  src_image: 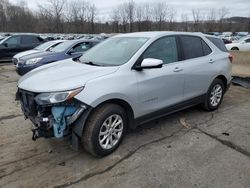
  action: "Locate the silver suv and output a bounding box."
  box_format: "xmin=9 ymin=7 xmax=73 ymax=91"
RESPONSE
xmin=17 ymin=32 xmax=232 ymax=157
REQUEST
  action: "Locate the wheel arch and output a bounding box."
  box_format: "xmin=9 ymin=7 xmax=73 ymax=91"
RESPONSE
xmin=231 ymin=46 xmax=239 ymax=50
xmin=94 ymin=98 xmax=136 ymax=129
xmin=215 ymin=75 xmax=228 ymax=90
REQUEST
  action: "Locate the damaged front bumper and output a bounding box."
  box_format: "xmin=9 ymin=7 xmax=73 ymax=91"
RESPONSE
xmin=16 ymin=89 xmax=90 ymax=144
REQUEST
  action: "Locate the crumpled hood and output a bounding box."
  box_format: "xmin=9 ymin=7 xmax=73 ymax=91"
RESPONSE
xmin=14 ymin=50 xmax=39 ymax=59
xmin=18 ymin=59 xmax=119 ymax=92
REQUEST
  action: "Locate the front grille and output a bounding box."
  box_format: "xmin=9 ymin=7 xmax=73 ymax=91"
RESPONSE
xmin=18 ymin=90 xmax=37 ymax=117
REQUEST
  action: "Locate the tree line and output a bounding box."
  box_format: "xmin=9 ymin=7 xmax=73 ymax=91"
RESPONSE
xmin=0 ymin=0 xmax=249 ymax=34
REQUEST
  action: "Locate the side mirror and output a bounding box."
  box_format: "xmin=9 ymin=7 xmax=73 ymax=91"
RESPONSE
xmin=134 ymin=58 xmax=163 ymax=71
xmin=3 ymin=43 xmax=8 ymax=47
xmin=241 ymin=41 xmax=246 ymax=44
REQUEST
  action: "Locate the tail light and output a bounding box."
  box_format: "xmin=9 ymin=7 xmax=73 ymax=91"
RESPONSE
xmin=228 ymin=54 xmax=233 ymax=63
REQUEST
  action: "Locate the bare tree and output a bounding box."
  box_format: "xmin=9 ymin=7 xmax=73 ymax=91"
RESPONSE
xmin=0 ymin=0 xmax=8 ymax=31
xmin=192 ymin=9 xmax=204 ymax=31
xmin=116 ymin=4 xmax=129 ymax=32
xmin=111 ymin=8 xmax=120 ymax=32
xmin=141 ymin=3 xmax=153 ymax=31
xmin=206 ymin=8 xmax=217 ymax=32
xmin=125 ymin=0 xmax=135 ymax=32
xmin=181 ymin=13 xmax=189 ymax=31
xmin=86 ymin=4 xmax=97 ymax=33
xmin=38 ymin=0 xmax=66 ymax=33
xmin=218 ymin=7 xmax=230 ymax=31
xmin=167 ymin=7 xmax=176 ymax=30
xmin=153 ymin=2 xmax=169 ymax=30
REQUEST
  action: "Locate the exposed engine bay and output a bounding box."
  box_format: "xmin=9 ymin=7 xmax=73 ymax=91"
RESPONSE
xmin=16 ymin=89 xmax=87 ymax=141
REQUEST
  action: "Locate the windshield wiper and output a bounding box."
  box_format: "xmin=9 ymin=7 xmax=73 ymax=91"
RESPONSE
xmin=83 ymin=61 xmax=101 ymax=66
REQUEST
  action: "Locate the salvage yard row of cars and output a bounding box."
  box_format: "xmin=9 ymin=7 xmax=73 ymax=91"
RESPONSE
xmin=11 ymin=31 xmax=233 ymax=157
xmin=205 ymin=32 xmax=250 ymax=51
xmin=0 ymin=34 xmax=102 ymax=75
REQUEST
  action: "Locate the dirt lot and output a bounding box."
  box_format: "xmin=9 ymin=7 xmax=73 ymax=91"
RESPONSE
xmin=0 ymin=56 xmax=250 ymax=187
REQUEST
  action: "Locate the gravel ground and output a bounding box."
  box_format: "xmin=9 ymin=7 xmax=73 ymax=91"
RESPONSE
xmin=0 ymin=64 xmax=250 ymax=188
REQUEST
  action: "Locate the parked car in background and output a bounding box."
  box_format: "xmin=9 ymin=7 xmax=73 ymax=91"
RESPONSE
xmin=16 ymin=39 xmax=100 ymax=75
xmin=222 ymin=38 xmax=232 ymax=44
xmin=225 ymin=36 xmax=250 ymax=51
xmin=16 ymin=32 xmax=232 ymax=157
xmin=13 ymin=40 xmax=65 ymax=65
xmin=0 ymin=35 xmax=45 ymax=62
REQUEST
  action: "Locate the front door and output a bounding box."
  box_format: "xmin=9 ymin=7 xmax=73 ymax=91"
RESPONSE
xmin=135 ymin=36 xmax=185 ymax=117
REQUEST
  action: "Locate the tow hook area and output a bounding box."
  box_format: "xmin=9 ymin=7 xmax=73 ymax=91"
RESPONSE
xmin=52 ymin=105 xmax=86 ymax=138
xmin=32 ymin=129 xmax=39 ymax=141
xmin=30 ymin=104 xmax=86 ymax=141
xmin=52 ymin=106 xmax=78 ymax=138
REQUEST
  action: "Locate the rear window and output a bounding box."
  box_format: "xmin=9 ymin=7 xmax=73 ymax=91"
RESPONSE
xmin=206 ymin=37 xmax=228 ymax=52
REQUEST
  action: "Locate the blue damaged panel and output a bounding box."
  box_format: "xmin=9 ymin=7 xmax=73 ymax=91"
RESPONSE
xmin=51 ymin=106 xmax=78 ymax=138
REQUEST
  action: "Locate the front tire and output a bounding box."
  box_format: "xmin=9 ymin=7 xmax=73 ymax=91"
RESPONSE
xmin=82 ymin=104 xmax=127 ymax=157
xmin=202 ymin=78 xmax=225 ymax=111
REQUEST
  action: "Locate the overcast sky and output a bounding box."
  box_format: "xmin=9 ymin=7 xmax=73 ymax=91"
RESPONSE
xmin=9 ymin=0 xmax=250 ymax=21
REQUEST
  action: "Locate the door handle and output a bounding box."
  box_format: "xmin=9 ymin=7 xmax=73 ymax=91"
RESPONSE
xmin=209 ymin=59 xmax=215 ymax=64
xmin=173 ymin=67 xmax=183 ymax=72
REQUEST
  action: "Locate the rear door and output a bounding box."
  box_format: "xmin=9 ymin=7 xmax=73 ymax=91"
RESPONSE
xmin=135 ymin=36 xmax=185 ymax=117
xmin=20 ymin=36 xmax=42 ymax=51
xmin=178 ymin=35 xmax=214 ymax=100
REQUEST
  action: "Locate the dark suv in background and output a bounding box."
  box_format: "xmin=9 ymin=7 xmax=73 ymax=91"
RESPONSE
xmin=0 ymin=34 xmax=45 ymax=62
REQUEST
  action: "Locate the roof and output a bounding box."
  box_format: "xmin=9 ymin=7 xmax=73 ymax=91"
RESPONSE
xmin=114 ymin=31 xmax=207 ymax=39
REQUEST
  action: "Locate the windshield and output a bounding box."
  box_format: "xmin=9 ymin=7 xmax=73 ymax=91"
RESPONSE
xmin=35 ymin=41 xmax=58 ymax=51
xmin=50 ymin=41 xmax=75 ymax=52
xmin=79 ymin=37 xmax=149 ymax=66
xmin=0 ymin=36 xmax=10 ymax=44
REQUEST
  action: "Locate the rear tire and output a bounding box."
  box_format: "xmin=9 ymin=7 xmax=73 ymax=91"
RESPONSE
xmin=82 ymin=103 xmax=127 ymax=157
xmin=202 ymin=78 xmax=225 ymax=111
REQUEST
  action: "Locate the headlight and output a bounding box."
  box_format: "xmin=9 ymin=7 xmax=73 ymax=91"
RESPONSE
xmin=25 ymin=58 xmax=43 ymax=65
xmin=35 ymin=87 xmax=83 ymax=105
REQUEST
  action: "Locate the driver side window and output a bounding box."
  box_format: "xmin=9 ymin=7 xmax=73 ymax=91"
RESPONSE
xmin=142 ymin=36 xmax=178 ymax=64
xmin=72 ymin=42 xmax=91 ymax=53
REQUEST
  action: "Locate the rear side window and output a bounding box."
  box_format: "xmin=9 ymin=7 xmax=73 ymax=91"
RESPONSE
xmin=206 ymin=37 xmax=228 ymax=52
xmin=142 ymin=36 xmax=178 ymax=64
xmin=21 ymin=36 xmax=40 ymax=45
xmin=180 ymin=36 xmax=204 ymax=60
xmin=202 ymin=40 xmax=212 ymax=55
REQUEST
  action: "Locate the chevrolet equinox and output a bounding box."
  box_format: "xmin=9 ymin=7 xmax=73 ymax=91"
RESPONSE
xmin=16 ymin=32 xmax=232 ymax=157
